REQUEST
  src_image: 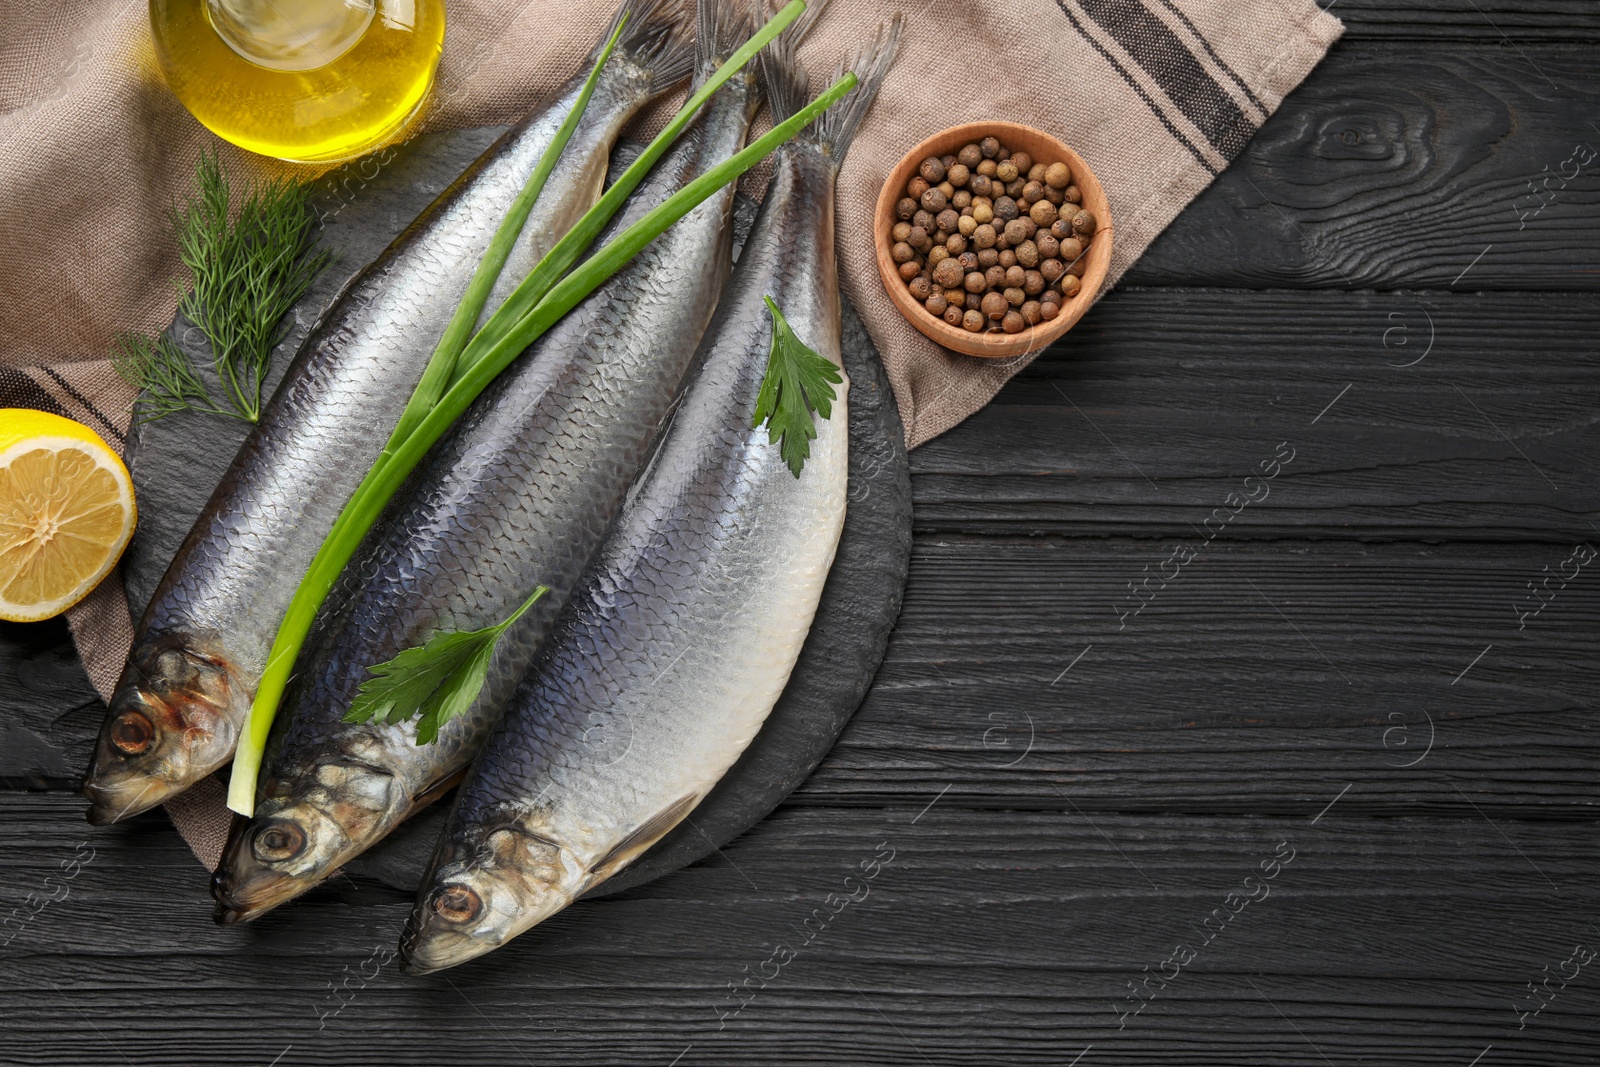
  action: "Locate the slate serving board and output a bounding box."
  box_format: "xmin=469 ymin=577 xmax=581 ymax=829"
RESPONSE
xmin=123 ymin=127 xmax=912 ymax=894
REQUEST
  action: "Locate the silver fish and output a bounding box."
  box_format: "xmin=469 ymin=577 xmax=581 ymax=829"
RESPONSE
xmin=210 ymin=0 xmax=764 ymax=922
xmin=82 ymin=0 xmax=692 ymax=825
xmin=400 ymin=19 xmax=901 ymax=975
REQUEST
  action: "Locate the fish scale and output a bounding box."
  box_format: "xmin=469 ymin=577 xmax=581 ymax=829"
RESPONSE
xmin=401 ymin=15 xmax=903 ymax=974
xmin=81 ymin=0 xmax=692 ymax=826
xmin=210 ymin=0 xmax=763 ymax=924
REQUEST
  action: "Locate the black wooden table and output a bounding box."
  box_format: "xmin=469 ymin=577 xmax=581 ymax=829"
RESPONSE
xmin=3 ymin=3 xmax=1598 ymax=1063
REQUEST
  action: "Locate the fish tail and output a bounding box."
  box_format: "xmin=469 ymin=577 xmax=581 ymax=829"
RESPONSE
xmin=771 ymin=14 xmax=901 ymax=164
xmin=601 ymin=0 xmax=695 ymax=90
xmin=696 ymin=0 xmax=756 ymax=74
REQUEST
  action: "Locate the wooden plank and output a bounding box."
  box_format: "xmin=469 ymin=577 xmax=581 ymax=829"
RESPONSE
xmin=12 ymin=533 xmax=1595 ymax=814
xmin=1336 ymin=0 xmax=1600 ymax=41
xmin=1129 ymin=45 xmax=1600 ymax=289
xmin=917 ymin=288 xmax=1600 ymax=541
xmin=1 ymin=794 xmax=1595 ymax=1065
xmin=807 ymin=535 xmax=1600 ymax=815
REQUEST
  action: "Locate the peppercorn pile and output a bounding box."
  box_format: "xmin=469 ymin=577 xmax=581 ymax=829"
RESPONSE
xmin=889 ymin=135 xmax=1097 ymax=336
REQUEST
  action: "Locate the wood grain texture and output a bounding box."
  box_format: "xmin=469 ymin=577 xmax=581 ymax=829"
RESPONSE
xmin=1130 ymin=46 xmax=1600 ymax=290
xmin=1336 ymin=0 xmax=1600 ymax=41
xmin=1 ymin=794 xmax=1597 ymax=1066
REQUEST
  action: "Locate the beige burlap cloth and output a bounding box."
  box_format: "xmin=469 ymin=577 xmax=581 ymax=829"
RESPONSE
xmin=1 ymin=0 xmax=1341 ymax=864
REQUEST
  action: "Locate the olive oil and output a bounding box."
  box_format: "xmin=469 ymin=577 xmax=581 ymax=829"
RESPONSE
xmin=150 ymin=0 xmax=445 ymax=163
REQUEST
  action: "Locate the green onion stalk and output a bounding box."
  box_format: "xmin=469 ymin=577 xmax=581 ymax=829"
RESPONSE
xmin=227 ymin=16 xmax=848 ymax=816
xmin=383 ymin=16 xmax=629 ymax=452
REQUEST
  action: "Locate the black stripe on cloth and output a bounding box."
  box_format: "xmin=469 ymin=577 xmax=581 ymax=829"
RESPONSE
xmin=1080 ymin=0 xmax=1255 ymax=161
xmin=0 ymin=368 xmax=68 ymax=417
xmin=39 ymin=366 xmax=127 ymax=447
xmin=1053 ymin=0 xmax=1219 ymax=176
xmin=1154 ymin=0 xmax=1265 ymax=112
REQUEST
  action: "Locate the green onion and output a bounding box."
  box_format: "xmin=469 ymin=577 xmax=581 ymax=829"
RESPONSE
xmin=384 ymin=16 xmax=628 ymax=453
xmin=453 ymin=0 xmax=807 ymax=380
xmin=226 ymin=67 xmax=854 ymax=816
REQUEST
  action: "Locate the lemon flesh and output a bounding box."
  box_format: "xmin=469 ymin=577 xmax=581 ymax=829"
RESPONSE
xmin=0 ymin=409 xmax=137 ymax=623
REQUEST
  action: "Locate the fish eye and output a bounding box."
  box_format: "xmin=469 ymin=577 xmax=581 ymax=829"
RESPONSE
xmin=252 ymin=821 xmax=307 ymax=862
xmin=431 ymin=884 xmax=483 ymax=924
xmin=109 ymin=711 xmax=155 ymax=756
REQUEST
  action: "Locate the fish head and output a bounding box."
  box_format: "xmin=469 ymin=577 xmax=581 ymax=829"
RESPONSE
xmin=211 ymin=758 xmax=402 ymax=923
xmin=82 ymin=638 xmax=248 ymax=824
xmin=400 ymin=821 xmax=581 ymax=975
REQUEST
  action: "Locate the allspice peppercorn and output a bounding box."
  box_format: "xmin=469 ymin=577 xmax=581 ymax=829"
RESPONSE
xmin=889 ymin=135 xmax=1097 ymax=337
xmin=932 ymin=256 xmax=963 ymax=288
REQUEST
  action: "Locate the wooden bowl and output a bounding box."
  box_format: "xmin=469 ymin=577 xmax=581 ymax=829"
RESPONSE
xmin=873 ymin=121 xmax=1113 ymax=359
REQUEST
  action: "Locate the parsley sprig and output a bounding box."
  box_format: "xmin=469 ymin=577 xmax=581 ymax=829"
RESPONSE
xmin=753 ymin=296 xmax=843 ymax=477
xmin=343 ymin=586 xmax=548 ymax=745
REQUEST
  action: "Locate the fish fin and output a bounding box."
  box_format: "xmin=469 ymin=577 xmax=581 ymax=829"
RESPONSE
xmin=696 ymin=0 xmax=755 ymax=74
xmin=798 ymin=15 xmax=903 ymax=164
xmin=590 ymin=793 xmax=700 ymax=875
xmin=411 ymin=767 xmax=468 ymax=810
xmin=755 ymin=0 xmax=831 ymax=122
xmin=604 ymin=0 xmax=696 ymax=91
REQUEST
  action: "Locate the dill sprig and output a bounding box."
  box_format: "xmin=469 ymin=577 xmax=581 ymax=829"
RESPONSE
xmin=114 ymin=150 xmax=331 ymax=423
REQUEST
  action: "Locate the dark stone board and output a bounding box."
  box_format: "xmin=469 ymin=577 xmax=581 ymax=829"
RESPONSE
xmin=122 ymin=128 xmax=912 ymax=891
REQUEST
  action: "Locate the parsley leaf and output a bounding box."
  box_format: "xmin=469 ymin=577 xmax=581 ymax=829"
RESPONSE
xmin=752 ymin=296 xmax=843 ymax=478
xmin=343 ymin=585 xmax=548 ymax=745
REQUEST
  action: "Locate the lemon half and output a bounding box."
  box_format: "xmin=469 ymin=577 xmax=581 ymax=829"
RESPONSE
xmin=0 ymin=408 xmax=136 ymax=622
